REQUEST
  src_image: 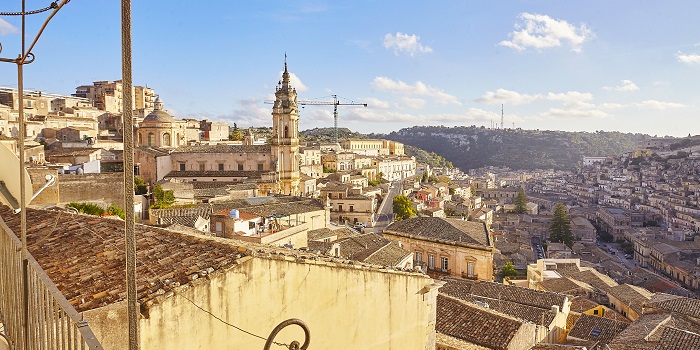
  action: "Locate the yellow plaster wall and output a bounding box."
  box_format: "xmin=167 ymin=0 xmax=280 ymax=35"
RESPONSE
xmin=88 ymin=255 xmax=437 ymax=350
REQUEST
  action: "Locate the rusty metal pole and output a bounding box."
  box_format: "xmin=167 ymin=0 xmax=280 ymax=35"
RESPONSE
xmin=121 ymin=0 xmax=139 ymax=348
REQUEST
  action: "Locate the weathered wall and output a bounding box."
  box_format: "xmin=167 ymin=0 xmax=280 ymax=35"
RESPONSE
xmin=27 ymin=168 xmax=60 ymax=205
xmin=59 ymin=173 xmax=125 ymax=208
xmin=88 ymin=255 xmax=437 ymax=350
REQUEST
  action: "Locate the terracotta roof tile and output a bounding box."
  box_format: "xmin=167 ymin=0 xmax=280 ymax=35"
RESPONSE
xmin=171 ymin=144 xmax=271 ymax=154
xmin=0 ymin=206 xmax=243 ymax=313
xmin=436 ymin=294 xmax=523 ymax=350
xmin=654 ymin=327 xmax=700 ymax=350
xmin=384 ymin=217 xmax=491 ymax=247
xmin=567 ymin=313 xmax=629 ymax=345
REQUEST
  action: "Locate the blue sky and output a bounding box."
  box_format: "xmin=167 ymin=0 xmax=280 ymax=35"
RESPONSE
xmin=1 ymin=1 xmax=699 ymax=136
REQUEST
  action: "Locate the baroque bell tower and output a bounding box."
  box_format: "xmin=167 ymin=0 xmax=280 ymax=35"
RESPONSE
xmin=271 ymin=59 xmax=301 ymax=195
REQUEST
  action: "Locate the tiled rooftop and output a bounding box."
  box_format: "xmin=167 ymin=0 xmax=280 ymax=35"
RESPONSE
xmin=165 ymin=170 xmax=267 ymax=179
xmin=436 ymin=294 xmax=522 ymax=350
xmin=540 ymin=277 xmax=590 ymax=293
xmin=441 ymin=278 xmax=568 ymax=310
xmin=439 ymin=279 xmax=564 ymax=325
xmin=567 ymin=313 xmax=629 ymax=345
xmin=654 ymin=327 xmax=700 ymax=350
xmin=171 ymin=144 xmax=271 ymax=154
xmin=384 ymin=217 xmax=491 ymax=247
xmin=608 ymin=284 xmax=653 ymax=315
xmin=335 ymin=233 xmax=411 ymax=267
xmin=0 ymin=206 xmax=243 ymax=313
xmin=646 ymin=293 xmax=700 ymax=319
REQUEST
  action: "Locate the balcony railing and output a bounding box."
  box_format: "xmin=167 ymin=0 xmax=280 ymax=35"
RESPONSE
xmin=0 ymin=218 xmax=104 ymax=350
xmin=461 ymin=272 xmax=479 ymax=280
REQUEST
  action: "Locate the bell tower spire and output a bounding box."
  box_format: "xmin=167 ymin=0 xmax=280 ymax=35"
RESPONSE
xmin=271 ymin=56 xmax=300 ymax=196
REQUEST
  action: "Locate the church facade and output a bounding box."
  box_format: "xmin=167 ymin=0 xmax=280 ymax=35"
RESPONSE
xmin=135 ymin=63 xmax=302 ymax=196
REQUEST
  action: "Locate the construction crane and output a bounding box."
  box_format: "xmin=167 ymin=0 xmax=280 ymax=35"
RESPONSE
xmin=266 ymin=94 xmax=367 ymax=144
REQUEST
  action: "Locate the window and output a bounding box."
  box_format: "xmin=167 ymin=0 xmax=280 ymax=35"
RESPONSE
xmin=218 ymin=163 xmax=225 ymax=171
xmin=257 ymin=163 xmax=264 ymax=171
xmin=147 ymin=133 xmax=155 ymax=146
xmin=199 ymin=163 xmax=205 ymax=171
xmin=179 ymin=163 xmax=186 ymax=171
xmin=441 ymin=257 xmax=449 ymax=271
xmin=163 ymin=133 xmax=171 ymax=146
xmin=249 ymin=222 xmax=256 ymax=230
xmin=428 ymin=255 xmax=435 ymax=269
xmin=339 ymin=204 xmax=343 ymax=212
xmin=215 ymin=222 xmax=222 ymax=233
xmin=238 ymin=163 xmax=244 ymax=171
xmin=415 ymin=252 xmax=422 ymax=262
xmin=349 ymin=205 xmax=354 ymax=212
xmin=467 ymin=261 xmax=475 ymax=278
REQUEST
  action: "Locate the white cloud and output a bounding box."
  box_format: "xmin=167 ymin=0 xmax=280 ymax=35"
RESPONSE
xmin=475 ymin=89 xmax=538 ymax=105
xmin=603 ymin=80 xmax=639 ymax=92
xmin=538 ymin=107 xmax=607 ymax=119
xmin=599 ymin=103 xmax=624 ymax=109
xmin=371 ymin=77 xmax=461 ymax=105
xmin=0 ymin=18 xmax=18 ymax=36
xmin=288 ymin=72 xmax=308 ymax=92
xmin=676 ymin=51 xmax=700 ymax=64
xmin=398 ymin=97 xmax=426 ymax=109
xmin=476 ymin=89 xmax=592 ymax=105
xmin=383 ymin=32 xmax=433 ymax=56
xmin=636 ymin=100 xmax=685 ymax=110
xmin=499 ymin=13 xmax=594 ymax=52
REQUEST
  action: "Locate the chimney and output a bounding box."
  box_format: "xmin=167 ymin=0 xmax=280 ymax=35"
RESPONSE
xmin=551 ymin=305 xmax=560 ymax=314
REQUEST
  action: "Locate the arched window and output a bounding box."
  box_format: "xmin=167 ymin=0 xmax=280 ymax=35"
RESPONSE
xmin=163 ymin=133 xmax=171 ymax=147
xmin=138 ymin=132 xmax=142 ymax=145
xmin=284 ymin=126 xmax=289 ymax=139
xmin=148 ymin=133 xmax=155 ymax=146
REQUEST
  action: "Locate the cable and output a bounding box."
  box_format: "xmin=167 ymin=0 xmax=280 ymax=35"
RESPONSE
xmin=0 ymin=1 xmax=60 ymax=16
xmin=67 ymin=215 xmax=290 ymax=349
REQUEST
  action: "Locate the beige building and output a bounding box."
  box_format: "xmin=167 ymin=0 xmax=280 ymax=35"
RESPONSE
xmin=137 ymin=97 xmax=187 ymax=148
xmin=373 ymin=155 xmax=416 ymax=181
xmin=0 ymin=206 xmax=441 ymax=350
xmin=73 ymin=80 xmax=156 ymax=114
xmin=340 ymin=138 xmax=405 ymax=156
xmin=383 ymin=217 xmax=496 ymax=280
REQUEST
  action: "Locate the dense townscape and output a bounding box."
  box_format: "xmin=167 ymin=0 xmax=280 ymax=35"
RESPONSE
xmin=3 ymin=66 xmax=700 ymax=349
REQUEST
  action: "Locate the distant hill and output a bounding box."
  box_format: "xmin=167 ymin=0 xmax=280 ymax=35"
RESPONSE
xmin=375 ymin=126 xmax=645 ymax=171
xmin=300 ymin=127 xmax=366 ymax=142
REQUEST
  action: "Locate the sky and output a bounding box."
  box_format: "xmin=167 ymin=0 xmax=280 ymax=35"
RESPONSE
xmin=1 ymin=1 xmax=699 ymax=137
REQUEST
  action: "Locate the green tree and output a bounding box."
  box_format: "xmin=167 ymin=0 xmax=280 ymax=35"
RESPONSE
xmin=513 ymin=188 xmax=527 ymax=214
xmin=152 ymin=184 xmax=175 ymax=209
xmin=229 ymin=123 xmax=243 ymax=141
xmin=500 ymin=261 xmax=518 ymax=278
xmin=421 ymin=171 xmax=429 ymax=183
xmin=549 ymin=203 xmax=574 ymax=248
xmin=134 ymin=176 xmax=148 ymax=195
xmin=392 ymin=195 xmax=416 ymax=220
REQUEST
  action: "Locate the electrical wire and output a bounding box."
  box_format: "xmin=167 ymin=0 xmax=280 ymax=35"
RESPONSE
xmin=0 ymin=1 xmax=60 ymax=16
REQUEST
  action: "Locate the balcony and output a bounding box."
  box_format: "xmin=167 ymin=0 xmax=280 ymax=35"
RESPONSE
xmin=1 ymin=219 xmax=104 ymax=349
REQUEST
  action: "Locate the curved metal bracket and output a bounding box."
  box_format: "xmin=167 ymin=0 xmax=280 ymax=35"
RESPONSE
xmin=263 ymin=318 xmax=310 ymax=350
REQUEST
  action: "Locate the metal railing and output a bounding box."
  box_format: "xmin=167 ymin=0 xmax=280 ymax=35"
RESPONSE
xmin=0 ymin=217 xmax=104 ymax=350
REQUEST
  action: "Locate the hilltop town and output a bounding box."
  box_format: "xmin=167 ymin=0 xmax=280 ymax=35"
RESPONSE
xmin=2 ymin=65 xmax=700 ymax=349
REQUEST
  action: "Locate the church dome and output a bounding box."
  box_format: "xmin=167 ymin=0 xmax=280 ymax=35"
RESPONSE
xmin=142 ymin=96 xmax=175 ymax=123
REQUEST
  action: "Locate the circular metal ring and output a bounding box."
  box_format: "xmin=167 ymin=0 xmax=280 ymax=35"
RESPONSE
xmin=263 ymin=318 xmax=310 ymax=350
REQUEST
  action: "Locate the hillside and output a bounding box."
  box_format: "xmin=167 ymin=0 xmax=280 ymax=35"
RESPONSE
xmin=376 ymin=126 xmax=645 ymax=171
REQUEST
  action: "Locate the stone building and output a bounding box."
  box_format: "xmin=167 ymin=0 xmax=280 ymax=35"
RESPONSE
xmin=0 ymin=205 xmax=441 ymax=350
xmin=134 ymin=63 xmax=302 ymax=195
xmin=382 ymin=217 xmax=496 ymax=280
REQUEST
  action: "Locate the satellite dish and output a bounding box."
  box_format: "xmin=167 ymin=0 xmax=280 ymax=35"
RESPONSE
xmin=0 ymin=143 xmax=33 ymax=211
